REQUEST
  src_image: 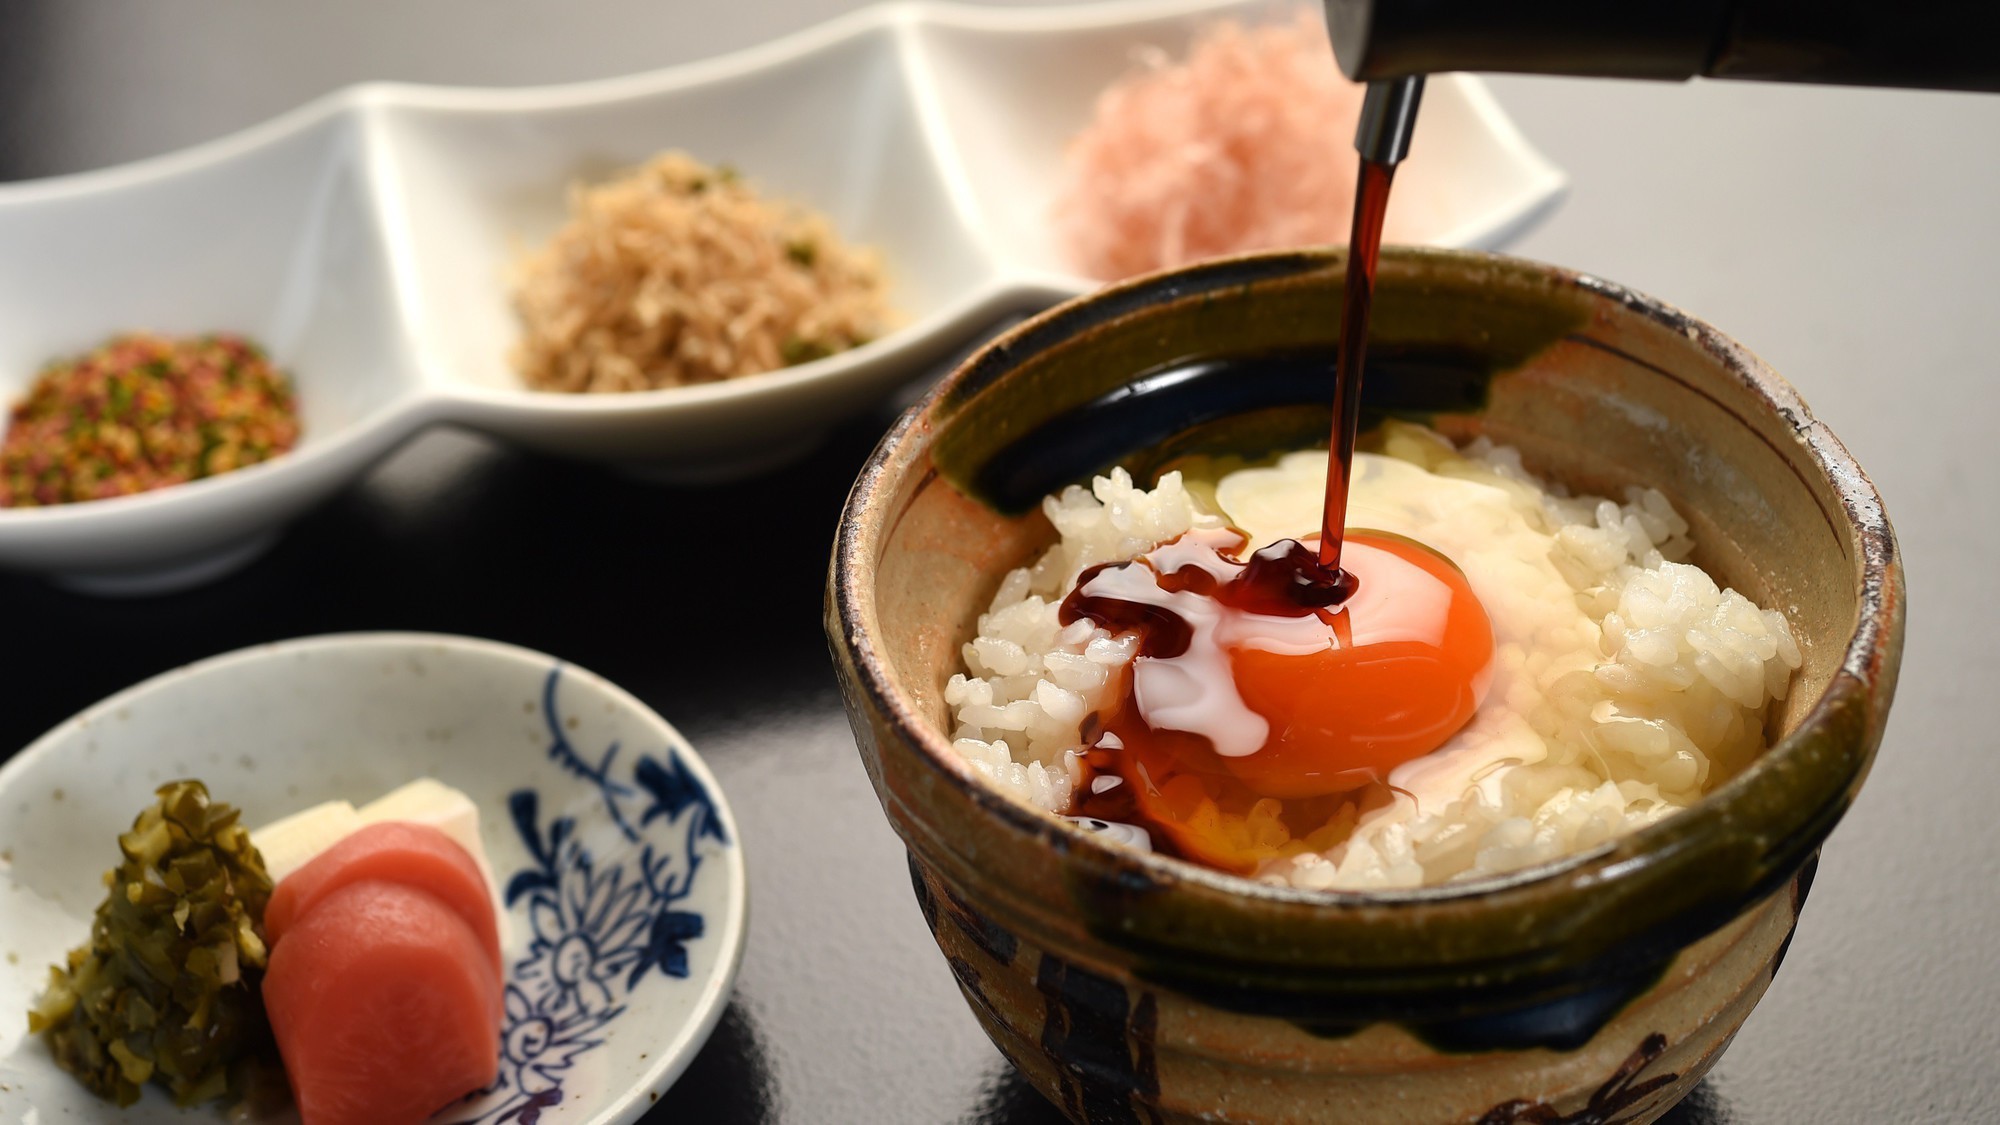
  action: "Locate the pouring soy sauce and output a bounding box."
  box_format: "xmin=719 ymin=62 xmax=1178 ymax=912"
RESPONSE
xmin=1162 ymin=76 xmax=1427 ymax=615
xmin=1316 ymin=76 xmax=1425 ymax=597
xmin=1058 ymin=78 xmax=1503 ymax=872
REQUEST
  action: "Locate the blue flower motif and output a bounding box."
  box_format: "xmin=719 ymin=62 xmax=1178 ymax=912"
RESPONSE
xmin=449 ymin=667 xmax=728 ymax=1125
xmin=517 ymin=851 xmax=649 ymax=1023
xmin=495 ymin=983 xmax=606 ymax=1099
xmin=645 ymin=909 xmax=704 ymax=982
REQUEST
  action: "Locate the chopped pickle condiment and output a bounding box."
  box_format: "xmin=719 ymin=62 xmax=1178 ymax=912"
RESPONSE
xmin=0 ymin=333 xmax=301 ymax=507
xmin=27 ymin=780 xmax=276 ymax=1107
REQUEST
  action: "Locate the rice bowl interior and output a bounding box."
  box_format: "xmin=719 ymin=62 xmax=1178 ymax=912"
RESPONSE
xmin=946 ymin=421 xmax=1803 ymax=891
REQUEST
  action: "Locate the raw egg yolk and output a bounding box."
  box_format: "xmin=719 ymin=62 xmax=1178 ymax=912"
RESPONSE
xmin=1219 ymin=534 xmax=1494 ymax=800
xmin=1066 ymin=530 xmax=1495 ymax=873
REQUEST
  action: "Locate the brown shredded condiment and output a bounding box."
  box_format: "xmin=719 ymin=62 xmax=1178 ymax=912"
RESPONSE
xmin=510 ymin=151 xmax=893 ymax=393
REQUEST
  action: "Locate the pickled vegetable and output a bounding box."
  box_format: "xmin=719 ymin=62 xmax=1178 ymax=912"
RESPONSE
xmin=264 ymin=879 xmax=503 ymax=1125
xmin=27 ymin=780 xmax=276 ymax=1106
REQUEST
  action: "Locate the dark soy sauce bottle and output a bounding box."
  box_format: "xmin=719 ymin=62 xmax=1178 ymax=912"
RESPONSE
xmin=1324 ymin=0 xmax=2000 ymax=93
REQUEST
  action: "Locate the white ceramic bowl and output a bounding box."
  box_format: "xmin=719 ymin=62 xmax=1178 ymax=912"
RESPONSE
xmin=0 ymin=0 xmax=1564 ymax=594
xmin=0 ymin=633 xmax=747 ymax=1125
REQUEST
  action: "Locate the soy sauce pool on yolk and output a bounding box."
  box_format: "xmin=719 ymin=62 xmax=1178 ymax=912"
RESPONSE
xmin=1060 ymin=526 xmax=1494 ymax=873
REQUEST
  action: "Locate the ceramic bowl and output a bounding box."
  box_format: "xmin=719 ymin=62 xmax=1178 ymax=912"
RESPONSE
xmin=0 ymin=633 xmax=746 ymax=1125
xmin=826 ymin=247 xmax=1903 ymax=1124
xmin=0 ymin=0 xmax=1563 ymax=595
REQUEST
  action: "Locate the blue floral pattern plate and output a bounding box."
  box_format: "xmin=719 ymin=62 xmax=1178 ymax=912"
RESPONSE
xmin=0 ymin=633 xmax=747 ymax=1125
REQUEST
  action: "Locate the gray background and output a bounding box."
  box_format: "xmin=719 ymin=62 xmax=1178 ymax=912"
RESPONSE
xmin=2 ymin=1 xmax=1996 ymax=1121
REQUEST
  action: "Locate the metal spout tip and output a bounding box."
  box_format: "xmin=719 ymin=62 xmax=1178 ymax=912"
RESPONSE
xmin=1355 ymin=76 xmax=1426 ymax=165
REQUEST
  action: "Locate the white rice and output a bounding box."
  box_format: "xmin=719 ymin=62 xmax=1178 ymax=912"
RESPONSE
xmin=944 ymin=423 xmax=1804 ymax=890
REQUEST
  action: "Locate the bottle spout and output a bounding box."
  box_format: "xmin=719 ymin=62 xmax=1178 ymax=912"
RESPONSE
xmin=1354 ymin=76 xmax=1426 ymax=166
xmin=1322 ymin=0 xmax=2000 ymax=92
xmin=1323 ymin=0 xmax=1728 ymax=84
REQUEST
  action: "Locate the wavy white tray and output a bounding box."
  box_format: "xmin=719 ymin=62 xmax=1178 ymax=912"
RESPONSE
xmin=0 ymin=0 xmax=1564 ymax=593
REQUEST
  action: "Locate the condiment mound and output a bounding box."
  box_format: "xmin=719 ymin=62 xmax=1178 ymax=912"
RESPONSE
xmin=946 ymin=423 xmax=1802 ymax=890
xmin=510 ymin=152 xmax=894 ymax=394
xmin=0 ymin=334 xmax=299 ymax=509
xmin=26 ymin=782 xmax=274 ymax=1108
xmin=0 ymin=634 xmax=745 ymax=1125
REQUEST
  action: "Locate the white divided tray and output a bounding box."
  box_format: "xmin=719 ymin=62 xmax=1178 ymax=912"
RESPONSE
xmin=0 ymin=0 xmax=1564 ymax=594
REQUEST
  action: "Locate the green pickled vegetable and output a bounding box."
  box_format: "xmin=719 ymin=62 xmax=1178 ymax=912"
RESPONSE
xmin=27 ymin=780 xmax=276 ymax=1107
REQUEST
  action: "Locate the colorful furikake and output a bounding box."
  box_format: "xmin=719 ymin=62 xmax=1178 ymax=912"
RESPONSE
xmin=0 ymin=333 xmax=301 ymax=508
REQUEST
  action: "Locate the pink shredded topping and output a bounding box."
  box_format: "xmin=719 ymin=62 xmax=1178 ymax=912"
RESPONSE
xmin=1053 ymin=12 xmax=1373 ymax=282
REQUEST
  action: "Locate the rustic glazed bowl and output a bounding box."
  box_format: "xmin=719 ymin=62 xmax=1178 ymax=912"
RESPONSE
xmin=826 ymin=247 xmax=1903 ymax=1124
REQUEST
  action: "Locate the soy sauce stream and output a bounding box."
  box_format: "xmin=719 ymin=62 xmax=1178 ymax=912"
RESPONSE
xmin=1321 ymin=159 xmax=1394 ymax=581
xmin=1062 ymin=80 xmax=1435 ymax=853
xmin=1099 ymin=80 xmax=1430 ymax=618
xmin=1320 ymin=76 xmax=1426 ymax=587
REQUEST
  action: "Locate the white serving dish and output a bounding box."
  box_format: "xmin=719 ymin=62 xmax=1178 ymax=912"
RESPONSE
xmin=0 ymin=0 xmax=1564 ymax=594
xmin=0 ymin=633 xmax=747 ymax=1125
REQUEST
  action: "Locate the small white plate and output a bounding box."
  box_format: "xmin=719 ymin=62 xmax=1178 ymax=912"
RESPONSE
xmin=0 ymin=0 xmax=1564 ymax=593
xmin=0 ymin=634 xmax=747 ymax=1125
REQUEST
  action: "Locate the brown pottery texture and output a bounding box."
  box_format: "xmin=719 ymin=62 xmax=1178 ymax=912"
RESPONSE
xmin=826 ymin=248 xmax=1904 ymax=1124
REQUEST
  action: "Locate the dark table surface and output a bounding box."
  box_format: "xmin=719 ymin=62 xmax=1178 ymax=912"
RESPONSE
xmin=3 ymin=2 xmax=1998 ymax=1123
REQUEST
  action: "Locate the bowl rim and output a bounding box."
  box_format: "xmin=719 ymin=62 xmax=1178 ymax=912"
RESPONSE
xmin=829 ymin=243 xmax=1903 ymax=919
